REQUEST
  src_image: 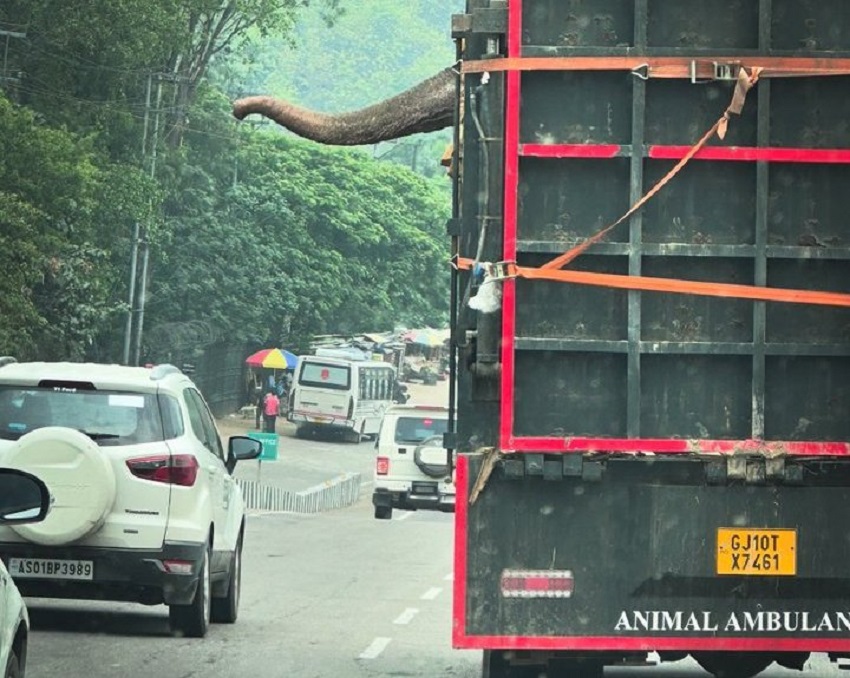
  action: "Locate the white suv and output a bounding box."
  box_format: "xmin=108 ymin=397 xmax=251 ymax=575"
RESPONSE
xmin=372 ymin=405 xmax=452 ymax=520
xmin=0 ymin=359 xmax=261 ymax=638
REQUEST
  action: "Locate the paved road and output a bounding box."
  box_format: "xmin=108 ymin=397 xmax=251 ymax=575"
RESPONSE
xmin=23 ymin=497 xmax=479 ymax=677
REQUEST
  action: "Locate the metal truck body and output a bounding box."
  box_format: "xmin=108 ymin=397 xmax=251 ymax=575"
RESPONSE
xmin=449 ymin=2 xmax=850 ymax=676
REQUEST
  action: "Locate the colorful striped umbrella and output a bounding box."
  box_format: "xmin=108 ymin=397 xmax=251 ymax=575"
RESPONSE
xmin=245 ymin=348 xmax=298 ymax=369
xmin=402 ymin=328 xmax=450 ymax=348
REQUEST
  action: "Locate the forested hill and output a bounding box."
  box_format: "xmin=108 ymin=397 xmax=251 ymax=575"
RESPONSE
xmin=225 ymin=1 xmax=459 ymax=112
xmin=217 ymin=0 xmax=461 ymax=177
xmin=0 ymin=0 xmax=461 ymax=364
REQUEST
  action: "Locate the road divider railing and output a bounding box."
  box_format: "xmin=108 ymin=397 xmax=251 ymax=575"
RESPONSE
xmin=237 ymin=472 xmax=362 ymax=514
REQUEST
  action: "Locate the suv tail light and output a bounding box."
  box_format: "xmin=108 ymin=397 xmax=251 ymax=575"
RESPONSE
xmin=126 ymin=454 xmax=199 ymax=487
xmin=376 ymin=457 xmax=390 ymax=475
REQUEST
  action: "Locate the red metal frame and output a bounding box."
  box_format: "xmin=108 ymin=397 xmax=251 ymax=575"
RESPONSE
xmin=510 ymin=437 xmax=850 ymax=456
xmin=521 ymin=144 xmax=850 ymax=164
xmin=495 ymin=0 xmax=848 ymax=457
xmin=498 ymin=0 xmax=522 ymax=448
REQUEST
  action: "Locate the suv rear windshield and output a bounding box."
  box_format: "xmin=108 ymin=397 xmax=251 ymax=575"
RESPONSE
xmin=0 ymin=386 xmax=182 ymax=445
xmin=298 ymin=362 xmax=350 ymax=390
xmin=394 ymin=416 xmax=448 ymax=444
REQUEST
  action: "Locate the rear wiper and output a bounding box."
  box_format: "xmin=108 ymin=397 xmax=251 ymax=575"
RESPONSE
xmin=81 ymin=432 xmax=120 ymax=440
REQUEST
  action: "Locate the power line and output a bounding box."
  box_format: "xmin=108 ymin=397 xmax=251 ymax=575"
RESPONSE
xmin=24 ymin=37 xmax=168 ymax=76
xmin=12 ymin=81 xmax=246 ymax=144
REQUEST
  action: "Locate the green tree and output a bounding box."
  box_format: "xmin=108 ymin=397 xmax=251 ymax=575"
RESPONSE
xmin=143 ymin=92 xmax=449 ymax=358
xmin=0 ymin=1 xmax=454 ymax=366
xmin=0 ymin=94 xmax=152 ymax=359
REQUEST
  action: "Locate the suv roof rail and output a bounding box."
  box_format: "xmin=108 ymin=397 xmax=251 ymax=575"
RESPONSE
xmin=149 ymin=363 xmax=183 ymax=381
xmin=0 ymin=356 xmax=17 ymax=368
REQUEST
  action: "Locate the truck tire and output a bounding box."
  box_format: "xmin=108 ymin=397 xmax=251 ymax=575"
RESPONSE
xmin=169 ymin=547 xmax=211 ymax=638
xmin=483 ymin=650 xmax=539 ymax=678
xmin=548 ymin=657 xmax=603 ymax=678
xmin=5 ymin=427 xmax=116 ymax=546
xmin=374 ymin=505 xmax=392 ymax=520
xmin=693 ymin=652 xmax=772 ymax=678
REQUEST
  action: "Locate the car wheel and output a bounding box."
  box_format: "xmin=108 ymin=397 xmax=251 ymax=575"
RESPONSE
xmin=374 ymin=505 xmax=392 ymax=520
xmin=169 ymin=547 xmax=211 ymax=638
xmin=211 ymin=537 xmax=242 ymax=624
xmin=4 ymin=651 xmax=21 ymax=678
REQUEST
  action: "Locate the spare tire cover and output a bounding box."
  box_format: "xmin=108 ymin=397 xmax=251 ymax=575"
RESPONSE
xmin=414 ymin=435 xmax=449 ymax=478
xmin=4 ymin=427 xmax=117 ymax=546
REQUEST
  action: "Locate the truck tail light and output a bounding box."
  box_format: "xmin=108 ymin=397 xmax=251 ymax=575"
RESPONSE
xmin=376 ymin=457 xmax=390 ymax=475
xmin=126 ymin=454 xmax=199 ymax=487
xmin=500 ymin=569 xmax=574 ymax=599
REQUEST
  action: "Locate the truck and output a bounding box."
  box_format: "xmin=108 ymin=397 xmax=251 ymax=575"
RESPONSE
xmin=448 ymin=2 xmax=850 ymax=677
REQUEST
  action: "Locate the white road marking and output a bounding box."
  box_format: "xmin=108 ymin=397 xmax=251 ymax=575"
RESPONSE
xmin=444 ymin=572 xmax=454 ymax=581
xmin=359 ymin=637 xmax=392 ymax=660
xmin=421 ymin=587 xmax=442 ymax=600
xmin=396 ymin=511 xmax=413 ymax=521
xmin=393 ymin=608 xmax=420 ymax=625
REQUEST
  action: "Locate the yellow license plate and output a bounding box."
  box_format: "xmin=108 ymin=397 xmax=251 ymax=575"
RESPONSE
xmin=716 ymin=528 xmax=797 ymax=576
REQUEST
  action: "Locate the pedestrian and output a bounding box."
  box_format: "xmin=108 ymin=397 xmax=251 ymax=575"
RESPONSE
xmin=262 ymin=389 xmax=280 ymax=433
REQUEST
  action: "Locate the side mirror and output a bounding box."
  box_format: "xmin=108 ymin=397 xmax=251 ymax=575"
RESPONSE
xmin=0 ymin=468 xmax=51 ymax=525
xmin=226 ymin=435 xmax=263 ymax=473
xmin=374 ymin=436 xmax=380 ymax=450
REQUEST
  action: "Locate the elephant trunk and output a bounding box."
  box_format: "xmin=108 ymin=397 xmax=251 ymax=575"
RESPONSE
xmin=232 ymin=67 xmax=456 ymax=145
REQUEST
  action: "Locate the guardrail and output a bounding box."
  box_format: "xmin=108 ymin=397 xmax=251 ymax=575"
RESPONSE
xmin=236 ymin=472 xmax=362 ymax=514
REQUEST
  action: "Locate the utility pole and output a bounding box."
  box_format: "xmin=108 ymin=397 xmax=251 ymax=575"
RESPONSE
xmin=132 ymin=73 xmax=164 ymax=366
xmin=123 ymin=73 xmax=152 ymax=365
xmin=121 ymin=221 xmax=140 ymax=365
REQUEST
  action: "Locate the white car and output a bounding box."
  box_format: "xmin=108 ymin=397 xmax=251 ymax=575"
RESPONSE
xmin=0 ymin=359 xmax=262 ymax=638
xmin=0 ymin=467 xmax=51 ymax=678
xmin=372 ymin=405 xmax=452 ymax=520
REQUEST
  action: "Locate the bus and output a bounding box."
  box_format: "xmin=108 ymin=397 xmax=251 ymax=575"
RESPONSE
xmin=287 ymin=355 xmax=397 ymax=442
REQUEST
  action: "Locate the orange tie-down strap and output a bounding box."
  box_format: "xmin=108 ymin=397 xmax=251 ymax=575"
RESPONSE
xmin=454 ymin=257 xmax=850 ymax=309
xmin=453 ymin=62 xmax=850 ymax=309
xmin=461 ymin=55 xmax=850 ymax=79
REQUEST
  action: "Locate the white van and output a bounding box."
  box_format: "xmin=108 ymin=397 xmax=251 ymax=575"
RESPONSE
xmin=372 ymin=404 xmax=452 ymax=519
xmin=288 ymin=355 xmax=396 ymax=442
